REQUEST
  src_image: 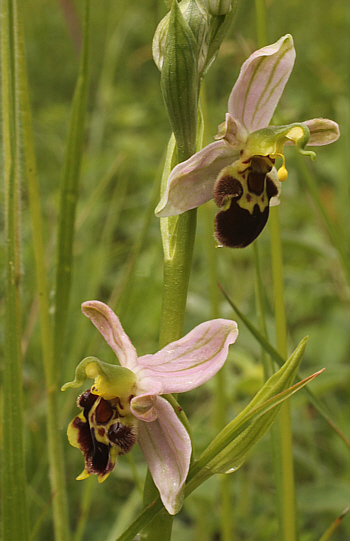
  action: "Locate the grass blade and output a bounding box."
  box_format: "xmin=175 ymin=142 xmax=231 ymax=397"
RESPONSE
xmin=218 ymin=283 xmax=350 ymax=448
xmin=54 ymin=0 xmax=91 ymax=369
xmin=1 ymin=0 xmax=29 ymax=539
xmin=15 ymin=8 xmax=71 ymax=541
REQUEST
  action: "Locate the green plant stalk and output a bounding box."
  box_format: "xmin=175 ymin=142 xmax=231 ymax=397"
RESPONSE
xmin=140 ymin=84 xmax=199 ymax=541
xmin=254 ymin=0 xmax=267 ymax=50
xmin=253 ymin=3 xmax=298 ymax=537
xmin=317 ymin=506 xmax=349 ymax=541
xmin=269 ymin=206 xmax=298 ymax=541
xmin=140 ymin=189 xmax=197 ymax=541
xmin=253 ymin=239 xmax=297 ymax=541
xmin=141 ymin=8 xmax=202 ymax=533
xmin=14 ymin=9 xmax=71 ymax=540
xmin=54 ymin=0 xmax=90 ymax=369
xmin=252 ymin=241 xmax=273 ymax=378
xmin=158 ymin=209 xmax=198 ymax=348
xmin=1 ymin=1 xmax=29 ymax=539
xmin=253 ymin=240 xmax=294 ymax=541
xmin=204 ymin=205 xmax=233 ymax=541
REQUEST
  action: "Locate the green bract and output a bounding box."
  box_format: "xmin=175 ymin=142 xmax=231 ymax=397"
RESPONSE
xmin=205 ymin=337 xmax=308 ymax=475
xmin=159 ymin=1 xmax=199 ymax=160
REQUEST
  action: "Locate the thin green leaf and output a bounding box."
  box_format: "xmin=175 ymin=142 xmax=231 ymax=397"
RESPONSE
xmin=1 ymin=0 xmax=29 ymax=539
xmin=54 ymin=0 xmax=91 ymax=370
xmin=317 ymin=506 xmax=350 ymax=541
xmin=188 ymin=337 xmax=311 ymax=480
xmin=15 ymin=8 xmax=71 ymax=540
xmin=190 ymin=369 xmax=323 ymax=482
xmin=218 ymin=283 xmax=350 ymax=448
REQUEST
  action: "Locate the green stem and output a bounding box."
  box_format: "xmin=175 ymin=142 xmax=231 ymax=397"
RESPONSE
xmin=269 ymin=207 xmax=298 ymax=541
xmin=203 ymin=205 xmax=233 ymax=540
xmin=1 ymin=1 xmax=29 ymax=539
xmin=159 ymin=209 xmax=198 ymax=348
xmin=252 ymin=241 xmax=273 ymax=379
xmin=254 ymin=2 xmax=298 ymax=537
xmin=14 ymin=9 xmax=71 ymax=540
xmin=54 ymin=0 xmax=90 ymax=369
xmin=140 ymin=95 xmax=199 ymax=541
xmin=253 ymin=240 xmax=300 ymax=541
xmin=140 ymin=205 xmax=197 ymax=541
xmin=254 ymin=0 xmax=267 ymax=48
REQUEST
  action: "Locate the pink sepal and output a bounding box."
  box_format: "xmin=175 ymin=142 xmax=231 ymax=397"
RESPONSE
xmin=81 ymin=301 xmax=138 ymax=370
xmin=137 ymin=397 xmax=191 ymax=515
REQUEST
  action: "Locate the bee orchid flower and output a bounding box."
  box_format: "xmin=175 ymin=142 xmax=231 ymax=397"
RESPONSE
xmin=62 ymin=301 xmax=238 ymax=514
xmin=155 ymin=34 xmax=340 ymax=248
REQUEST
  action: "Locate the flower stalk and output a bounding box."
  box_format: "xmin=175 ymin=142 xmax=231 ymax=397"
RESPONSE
xmin=15 ymin=7 xmax=72 ymax=540
xmin=143 ymin=2 xmax=204 ymax=537
xmin=269 ymin=206 xmax=298 ymax=541
xmin=253 ymin=9 xmax=297 ymax=539
xmin=1 ymin=1 xmax=29 ymax=538
xmin=54 ymin=0 xmax=91 ymax=370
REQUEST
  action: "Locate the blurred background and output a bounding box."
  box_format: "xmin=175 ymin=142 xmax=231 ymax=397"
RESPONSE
xmin=4 ymin=0 xmax=349 ymax=539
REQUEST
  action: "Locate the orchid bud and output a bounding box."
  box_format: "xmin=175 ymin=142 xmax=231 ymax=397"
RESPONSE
xmin=153 ymin=0 xmax=209 ymax=74
xmin=205 ymin=337 xmax=308 ymax=475
xmin=208 ymin=0 xmax=234 ymax=15
xmin=201 ymin=0 xmax=237 ymax=77
xmin=160 ymin=0 xmax=199 ymax=159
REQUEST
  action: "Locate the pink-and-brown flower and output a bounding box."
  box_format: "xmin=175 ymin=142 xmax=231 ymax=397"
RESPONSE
xmin=155 ymin=34 xmax=340 ymax=247
xmin=62 ymin=301 xmax=238 ymax=514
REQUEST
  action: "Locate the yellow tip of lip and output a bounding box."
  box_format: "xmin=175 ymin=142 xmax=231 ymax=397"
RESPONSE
xmin=97 ymin=472 xmax=110 ymax=483
xmin=76 ymin=469 xmax=90 ymax=481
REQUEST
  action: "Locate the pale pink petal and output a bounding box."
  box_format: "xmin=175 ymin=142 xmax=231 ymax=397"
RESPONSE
xmin=228 ymin=34 xmax=295 ymax=133
xmin=138 ymin=397 xmax=191 ymax=515
xmin=302 ymin=118 xmax=340 ymax=146
xmin=81 ymin=301 xmax=138 ymax=370
xmin=155 ymin=140 xmax=238 ymax=217
xmin=137 ymin=319 xmax=238 ymax=393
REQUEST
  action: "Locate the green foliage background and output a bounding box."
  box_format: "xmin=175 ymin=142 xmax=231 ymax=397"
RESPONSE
xmin=1 ymin=0 xmax=349 ymax=539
